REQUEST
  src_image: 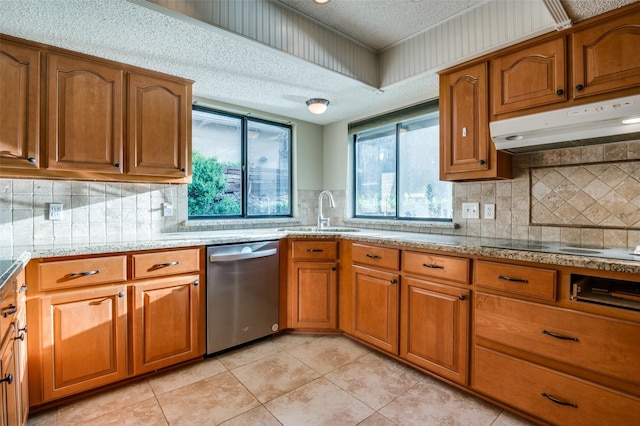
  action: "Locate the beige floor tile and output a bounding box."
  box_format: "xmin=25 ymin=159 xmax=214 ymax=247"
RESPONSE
xmin=26 ymin=408 xmax=57 ymax=426
xmin=56 ymin=379 xmax=155 ymax=424
xmin=148 ymin=357 xmax=227 ymax=396
xmin=268 ymin=333 xmax=318 ymax=351
xmin=357 ymin=413 xmax=397 ymax=426
xmin=157 ymin=370 xmax=260 ymax=425
xmin=287 ymin=335 xmax=371 ymax=374
xmin=326 ymin=352 xmax=422 ymax=410
xmin=492 ymin=410 xmax=537 ymax=426
xmin=220 ymin=406 xmax=283 ymax=426
xmin=231 ymin=351 xmax=320 ymax=403
xmin=266 ymin=377 xmax=374 ymax=426
xmin=217 ymin=339 xmax=281 ymax=369
xmin=74 ymin=397 xmax=168 ymax=426
xmin=379 ymin=378 xmax=502 ymax=426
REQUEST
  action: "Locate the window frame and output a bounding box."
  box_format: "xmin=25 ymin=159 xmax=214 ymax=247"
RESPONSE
xmin=189 ymin=105 xmax=293 ymax=220
xmin=351 ymin=100 xmax=452 ymax=222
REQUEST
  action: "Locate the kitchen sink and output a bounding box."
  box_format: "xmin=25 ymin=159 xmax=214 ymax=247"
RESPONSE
xmin=276 ymin=227 xmax=361 ymax=233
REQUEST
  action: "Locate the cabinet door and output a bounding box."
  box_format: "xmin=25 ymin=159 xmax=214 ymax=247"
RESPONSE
xmin=0 ymin=39 xmax=40 ymax=170
xmin=131 ymin=275 xmax=200 ymax=375
xmin=352 ymin=266 xmax=399 ymax=354
xmin=572 ymin=10 xmax=640 ymax=99
xmin=400 ymin=277 xmax=469 ymax=385
xmin=47 ymin=53 xmax=124 ymax=173
xmin=15 ymin=274 xmax=28 ymax=426
xmin=127 ymin=72 xmax=190 ymax=178
xmin=491 ymin=37 xmax=567 ymax=115
xmin=440 ymin=62 xmax=510 ymax=181
xmin=1 ymin=332 xmax=18 ymax=426
xmin=289 ymin=262 xmax=337 ymax=330
xmin=40 ymin=286 xmax=127 ymax=402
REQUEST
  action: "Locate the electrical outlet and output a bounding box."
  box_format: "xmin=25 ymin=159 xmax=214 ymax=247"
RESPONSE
xmin=462 ymin=202 xmax=479 ymax=219
xmin=49 ymin=203 xmax=63 ymax=221
xmin=162 ymin=202 xmax=174 ymax=217
xmin=484 ymin=203 xmax=495 ymax=220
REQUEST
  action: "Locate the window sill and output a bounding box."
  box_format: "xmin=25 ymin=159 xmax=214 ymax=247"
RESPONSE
xmin=343 ymin=218 xmax=459 ymax=234
xmin=179 ymin=217 xmax=303 ymax=232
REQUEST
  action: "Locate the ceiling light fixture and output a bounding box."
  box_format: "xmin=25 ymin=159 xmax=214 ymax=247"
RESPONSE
xmin=306 ymin=98 xmax=330 ymax=114
xmin=312 ymin=0 xmax=331 ymax=4
xmin=622 ymin=117 xmax=640 ymax=125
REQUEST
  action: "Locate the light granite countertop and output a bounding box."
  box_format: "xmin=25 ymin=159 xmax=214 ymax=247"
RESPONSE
xmin=3 ymin=227 xmax=640 ymax=290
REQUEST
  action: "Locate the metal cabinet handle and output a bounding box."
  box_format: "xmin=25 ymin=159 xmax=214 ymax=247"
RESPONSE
xmin=366 ymin=253 xmax=381 ymax=259
xmin=14 ymin=333 xmax=25 ymax=341
xmin=542 ymin=329 xmax=579 ymax=342
xmin=193 ymin=280 xmax=199 ymax=286
xmin=19 ymin=284 xmax=28 ymax=293
xmin=28 ymin=157 xmax=36 ymax=163
xmin=0 ymin=374 xmax=13 ymax=385
xmin=19 ymin=325 xmax=28 ymax=333
xmin=307 ymin=249 xmax=324 ymax=253
xmin=69 ymin=270 xmax=100 ymax=277
xmin=2 ymin=305 xmax=17 ymax=318
xmin=331 ymin=267 xmax=337 ymax=271
xmin=423 ymin=263 xmax=444 ymax=269
xmin=541 ymin=392 xmax=577 ymax=408
xmin=478 ymin=159 xmax=486 ymax=165
xmin=459 ymin=295 xmax=466 ymax=301
xmin=555 ymin=89 xmax=564 ymax=96
xmin=497 ymin=275 xmax=528 ymax=283
xmin=575 ymin=84 xmax=584 ymax=91
xmin=118 ymin=291 xmax=125 ymax=298
xmin=155 ymin=261 xmax=180 ymax=268
xmin=390 ymin=279 xmax=397 ymax=284
xmin=114 ymin=163 xmax=120 ymax=168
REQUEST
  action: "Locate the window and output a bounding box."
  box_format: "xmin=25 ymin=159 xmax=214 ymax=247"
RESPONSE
xmin=189 ymin=106 xmax=292 ymax=218
xmin=353 ymin=101 xmax=452 ymax=220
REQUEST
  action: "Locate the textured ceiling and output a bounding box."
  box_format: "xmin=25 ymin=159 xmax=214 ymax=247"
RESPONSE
xmin=0 ymin=0 xmax=636 ymax=126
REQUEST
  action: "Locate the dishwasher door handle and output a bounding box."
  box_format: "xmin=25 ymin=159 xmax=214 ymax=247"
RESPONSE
xmin=209 ymin=248 xmax=278 ymax=262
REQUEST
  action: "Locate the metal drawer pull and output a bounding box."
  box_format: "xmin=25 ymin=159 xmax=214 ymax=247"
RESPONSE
xmin=307 ymin=249 xmax=324 ymax=253
xmin=497 ymin=275 xmax=528 ymax=283
xmin=19 ymin=325 xmax=28 ymax=333
xmin=19 ymin=284 xmax=28 ymax=293
xmin=390 ymin=279 xmax=397 ymax=284
xmin=423 ymin=263 xmax=444 ymax=269
xmin=366 ymin=254 xmax=381 ymax=259
xmin=14 ymin=333 xmax=25 ymax=341
xmin=542 ymin=329 xmax=579 ymax=342
xmin=2 ymin=305 xmax=17 ymax=318
xmin=118 ymin=291 xmax=125 ymax=298
xmin=0 ymin=374 xmax=13 ymax=385
xmin=69 ymin=270 xmax=100 ymax=277
xmin=541 ymin=392 xmax=577 ymax=408
xmin=155 ymin=261 xmax=180 ymax=268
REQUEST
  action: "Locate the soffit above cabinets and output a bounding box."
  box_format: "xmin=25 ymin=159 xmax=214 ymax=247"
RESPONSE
xmin=0 ymin=0 xmax=636 ymax=125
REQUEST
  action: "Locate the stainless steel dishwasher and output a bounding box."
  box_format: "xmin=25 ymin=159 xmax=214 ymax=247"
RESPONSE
xmin=206 ymin=240 xmax=280 ymax=354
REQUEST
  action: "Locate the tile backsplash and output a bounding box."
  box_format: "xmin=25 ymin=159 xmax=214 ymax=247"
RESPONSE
xmin=2 ymin=139 xmax=640 ymax=254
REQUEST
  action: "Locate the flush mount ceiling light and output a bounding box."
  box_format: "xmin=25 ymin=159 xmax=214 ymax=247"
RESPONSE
xmin=306 ymin=98 xmax=330 ymax=114
xmin=622 ymin=117 xmax=640 ymax=125
xmin=312 ymin=0 xmax=331 ymax=4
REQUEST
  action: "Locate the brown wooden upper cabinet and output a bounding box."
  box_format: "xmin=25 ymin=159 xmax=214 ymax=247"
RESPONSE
xmin=572 ymin=9 xmax=640 ymax=99
xmin=491 ymin=37 xmax=567 ymax=116
xmin=439 ymin=62 xmax=512 ymax=181
xmin=47 ymin=53 xmax=124 ymax=174
xmin=128 ymin=72 xmax=190 ymax=178
xmin=0 ymin=39 xmax=41 ymax=170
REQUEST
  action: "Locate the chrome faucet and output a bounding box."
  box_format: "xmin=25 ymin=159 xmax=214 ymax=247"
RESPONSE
xmin=317 ymin=190 xmax=336 ymax=229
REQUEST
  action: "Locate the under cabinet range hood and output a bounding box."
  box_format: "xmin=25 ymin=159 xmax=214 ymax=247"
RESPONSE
xmin=490 ymin=94 xmax=640 ymax=153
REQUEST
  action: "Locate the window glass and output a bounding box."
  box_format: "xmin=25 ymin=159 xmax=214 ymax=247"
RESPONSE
xmin=189 ymin=107 xmax=291 ymax=218
xmin=353 ymin=107 xmax=452 ymax=220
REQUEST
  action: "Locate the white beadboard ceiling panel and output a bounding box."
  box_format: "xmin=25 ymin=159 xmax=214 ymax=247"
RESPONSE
xmin=141 ymin=0 xmax=380 ymax=87
xmin=379 ymin=0 xmax=564 ymax=88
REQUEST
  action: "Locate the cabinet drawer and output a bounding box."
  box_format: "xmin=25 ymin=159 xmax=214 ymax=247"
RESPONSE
xmin=403 ymin=251 xmax=470 ymax=284
xmin=474 ymin=260 xmax=556 ymax=300
xmin=38 ymin=256 xmax=127 ymax=291
xmin=291 ymin=240 xmax=338 ymax=260
xmin=475 ymin=292 xmax=640 ymax=385
xmin=131 ymin=248 xmax=200 ymax=279
xmin=474 ymin=346 xmax=640 ymax=426
xmin=352 ymin=243 xmax=400 ymax=271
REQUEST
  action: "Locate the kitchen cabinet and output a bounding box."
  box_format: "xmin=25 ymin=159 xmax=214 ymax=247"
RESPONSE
xmin=288 ymin=240 xmax=338 ymax=330
xmin=490 ymin=37 xmax=567 ymax=115
xmin=0 ymin=34 xmax=192 ymax=183
xmin=46 ymin=53 xmax=124 ymax=174
xmin=1 ymin=267 xmax=24 ymax=426
xmin=14 ymin=270 xmax=28 ymax=426
xmin=1 ymin=330 xmax=18 ymax=426
xmin=400 ymin=251 xmax=471 ymax=385
xmin=439 ymin=62 xmax=511 ymax=181
xmin=0 ymin=39 xmax=41 ymax=170
xmin=351 ymin=243 xmax=400 ymax=354
xmin=39 ymin=285 xmax=128 ymax=402
xmin=26 ymin=247 xmax=204 ymax=406
xmin=127 ymin=71 xmax=190 ymax=178
xmin=572 ymin=9 xmax=640 ymax=99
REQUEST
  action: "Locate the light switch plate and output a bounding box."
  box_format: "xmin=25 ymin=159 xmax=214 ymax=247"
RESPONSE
xmin=49 ymin=203 xmax=63 ymax=221
xmin=462 ymin=202 xmax=479 ymax=219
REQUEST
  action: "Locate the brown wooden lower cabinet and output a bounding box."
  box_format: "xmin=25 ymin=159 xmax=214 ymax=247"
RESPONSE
xmin=288 ymin=262 xmax=338 ymax=329
xmin=1 ymin=329 xmax=19 ymax=426
xmin=352 ymin=265 xmax=399 ymax=354
xmin=39 ymin=285 xmax=128 ymax=402
xmin=131 ymin=275 xmax=200 ymax=375
xmin=473 ymin=346 xmax=640 ymax=425
xmin=400 ymin=277 xmax=470 ymax=385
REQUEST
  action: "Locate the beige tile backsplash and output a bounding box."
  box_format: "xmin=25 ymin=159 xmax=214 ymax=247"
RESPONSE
xmin=2 ymin=139 xmax=640 ymax=254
